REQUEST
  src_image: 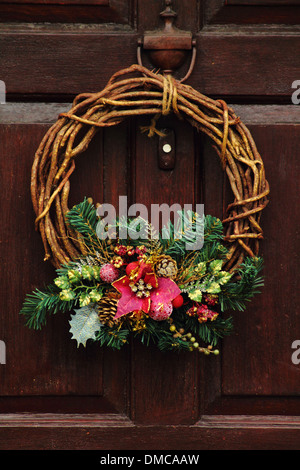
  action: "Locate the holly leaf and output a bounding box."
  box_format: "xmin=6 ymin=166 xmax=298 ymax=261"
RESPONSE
xmin=188 ymin=288 xmax=203 ymax=302
xmin=216 ymin=270 xmax=233 ymax=285
xmin=69 ymin=304 xmax=102 ymax=347
xmin=206 ymin=281 xmax=222 ymax=294
xmin=195 ymin=261 xmax=206 ymax=277
xmin=208 ymin=259 xmax=223 ymax=274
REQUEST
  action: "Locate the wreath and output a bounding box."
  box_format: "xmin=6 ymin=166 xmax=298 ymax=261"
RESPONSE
xmin=20 ymin=64 xmax=269 ymax=355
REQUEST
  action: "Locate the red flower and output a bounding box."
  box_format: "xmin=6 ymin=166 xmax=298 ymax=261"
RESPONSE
xmin=112 ymin=261 xmax=181 ymax=319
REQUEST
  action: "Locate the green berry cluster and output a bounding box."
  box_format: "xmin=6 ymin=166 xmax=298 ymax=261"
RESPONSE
xmin=169 ymin=324 xmax=219 ymax=355
xmin=54 ymin=264 xmax=103 ymax=307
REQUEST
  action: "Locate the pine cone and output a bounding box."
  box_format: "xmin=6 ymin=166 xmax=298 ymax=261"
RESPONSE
xmin=155 ymin=255 xmax=178 ymax=279
xmin=98 ymin=291 xmax=121 ymax=328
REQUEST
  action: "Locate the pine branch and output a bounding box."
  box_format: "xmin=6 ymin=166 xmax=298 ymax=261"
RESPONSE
xmin=66 ymin=198 xmax=98 ymax=246
xmin=203 ymin=215 xmax=224 ymax=243
xmin=95 ymin=325 xmax=130 ymax=350
xmin=19 ymin=283 xmax=77 ymax=330
xmin=196 ymin=317 xmax=233 ymax=346
xmin=160 ymin=210 xmax=205 ymax=261
xmin=172 ymin=306 xmax=233 ymax=347
xmin=157 ymin=332 xmax=191 ymax=352
xmin=134 ymin=317 xmax=172 ymax=347
xmin=219 ymin=257 xmax=264 ymax=311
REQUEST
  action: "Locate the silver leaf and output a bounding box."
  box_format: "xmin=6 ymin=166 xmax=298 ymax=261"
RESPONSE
xmin=69 ymin=304 xmax=102 ymax=348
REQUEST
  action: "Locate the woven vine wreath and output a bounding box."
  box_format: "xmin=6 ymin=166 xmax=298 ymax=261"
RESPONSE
xmin=21 ymin=64 xmax=269 ymax=354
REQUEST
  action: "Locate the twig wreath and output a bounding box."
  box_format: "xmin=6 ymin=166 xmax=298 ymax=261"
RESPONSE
xmin=21 ymin=64 xmax=270 ymax=354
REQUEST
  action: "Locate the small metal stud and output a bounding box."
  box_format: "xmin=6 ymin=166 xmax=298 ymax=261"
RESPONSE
xmin=158 ymin=129 xmax=175 ymax=170
xmin=163 ymin=143 xmax=172 ymax=153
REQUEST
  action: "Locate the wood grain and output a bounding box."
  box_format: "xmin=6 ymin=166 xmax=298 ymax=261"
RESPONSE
xmin=130 ymin=115 xmax=201 ymax=425
xmin=1 ymin=27 xmax=299 ymax=97
xmin=207 ymin=1 xmax=300 ymax=25
xmin=226 ymin=0 xmax=300 ymax=5
xmin=1 ymin=0 xmax=300 ymax=449
xmin=0 ymin=0 xmax=109 ymax=4
xmin=0 ymin=0 xmax=130 ymax=23
xmin=222 ymin=122 xmax=300 ymax=395
xmin=0 ymin=414 xmax=300 ymax=449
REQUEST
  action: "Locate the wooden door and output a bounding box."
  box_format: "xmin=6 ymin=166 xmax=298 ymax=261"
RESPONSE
xmin=1 ymin=0 xmax=300 ymax=450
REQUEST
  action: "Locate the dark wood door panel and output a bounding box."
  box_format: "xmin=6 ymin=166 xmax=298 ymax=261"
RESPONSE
xmin=0 ymin=125 xmax=102 ymax=395
xmin=0 ymin=0 xmax=299 ymax=450
xmin=195 ymin=104 xmax=300 ymax=415
xmin=222 ymin=122 xmax=300 ymax=396
xmin=0 ymin=118 xmax=131 ymax=415
xmin=192 ymin=31 xmax=300 ymax=98
xmin=129 ymin=115 xmax=201 ymax=425
xmin=1 ymin=415 xmax=300 ymax=449
xmin=198 ymin=105 xmax=300 ymax=410
xmin=0 ymin=0 xmax=109 ymax=3
xmin=0 ymin=124 xmax=104 ymax=396
xmin=205 ymin=0 xmax=300 ymax=24
xmin=226 ymin=0 xmax=300 ymax=5
xmin=0 ymin=0 xmax=131 ymax=23
xmin=0 ymin=28 xmax=138 ymax=97
xmin=1 ymin=27 xmax=299 ymax=98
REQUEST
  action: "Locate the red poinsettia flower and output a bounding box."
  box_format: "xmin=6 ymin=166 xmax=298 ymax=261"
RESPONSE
xmin=112 ymin=261 xmax=181 ymax=319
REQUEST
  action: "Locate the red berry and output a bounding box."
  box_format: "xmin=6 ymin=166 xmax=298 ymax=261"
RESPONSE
xmin=100 ymin=263 xmax=119 ymax=283
xmin=172 ymin=294 xmax=184 ymax=308
xmin=126 ymin=261 xmax=139 ymax=276
xmin=149 ymin=301 xmax=173 ymax=321
xmin=126 ymin=246 xmax=135 ymax=256
xmin=114 ymin=244 xmax=127 ymax=256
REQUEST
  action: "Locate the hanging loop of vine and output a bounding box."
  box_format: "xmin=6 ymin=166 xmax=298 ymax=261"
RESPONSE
xmin=31 ymin=64 xmax=269 ymax=271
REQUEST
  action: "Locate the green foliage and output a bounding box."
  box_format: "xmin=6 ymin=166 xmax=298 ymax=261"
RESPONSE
xmin=159 ymin=210 xmax=205 ymax=262
xmin=188 ymin=315 xmax=233 ymax=346
xmin=20 ymin=258 xmax=106 ymax=329
xmin=20 ymin=283 xmax=78 ymax=330
xmin=133 ymin=317 xmax=165 ymax=347
xmin=95 ymin=325 xmax=130 ymax=350
xmin=55 ymin=261 xmax=105 ymax=307
xmin=66 ymin=198 xmax=98 ymax=243
xmin=219 ymin=257 xmax=264 ymax=311
xmin=157 ymin=331 xmax=192 ymax=352
xmin=20 ymin=199 xmax=265 ymax=354
xmin=203 ymin=215 xmax=224 ymax=242
xmin=179 ymin=254 xmax=233 ymax=302
xmin=172 ymin=306 xmax=233 ymax=347
xmin=65 ymin=198 xmax=110 ymax=263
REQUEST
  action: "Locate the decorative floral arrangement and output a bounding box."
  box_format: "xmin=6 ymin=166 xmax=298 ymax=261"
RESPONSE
xmin=20 ymin=198 xmax=264 ymax=355
xmin=19 ymin=64 xmax=269 ymax=356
